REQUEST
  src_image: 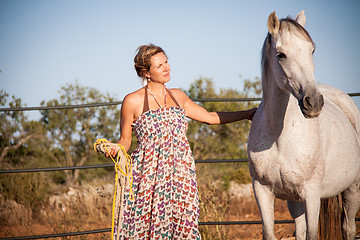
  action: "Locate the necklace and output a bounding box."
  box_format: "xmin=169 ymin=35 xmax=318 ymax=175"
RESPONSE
xmin=146 ymin=85 xmax=167 ymax=108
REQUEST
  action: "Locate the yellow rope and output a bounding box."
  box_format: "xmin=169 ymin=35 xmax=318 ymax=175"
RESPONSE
xmin=93 ymin=138 xmax=134 ymax=240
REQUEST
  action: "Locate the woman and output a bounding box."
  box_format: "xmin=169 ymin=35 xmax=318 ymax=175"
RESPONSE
xmin=112 ymin=44 xmax=256 ymax=239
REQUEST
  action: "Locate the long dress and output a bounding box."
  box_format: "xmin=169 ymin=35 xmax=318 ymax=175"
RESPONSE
xmin=117 ymin=87 xmax=201 ymax=240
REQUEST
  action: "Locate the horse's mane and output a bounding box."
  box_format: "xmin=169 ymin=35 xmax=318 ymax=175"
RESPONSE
xmin=261 ymin=17 xmax=316 ymax=86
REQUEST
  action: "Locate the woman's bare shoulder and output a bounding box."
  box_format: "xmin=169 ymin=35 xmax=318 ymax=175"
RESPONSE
xmin=123 ymin=87 xmax=145 ymax=104
xmin=168 ymin=88 xmax=188 ymax=98
xmin=121 ymin=88 xmax=145 ymax=119
xmin=168 ymin=88 xmax=190 ymax=104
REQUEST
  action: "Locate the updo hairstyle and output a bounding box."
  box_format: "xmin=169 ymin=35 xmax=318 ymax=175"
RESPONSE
xmin=134 ymin=44 xmax=167 ymax=81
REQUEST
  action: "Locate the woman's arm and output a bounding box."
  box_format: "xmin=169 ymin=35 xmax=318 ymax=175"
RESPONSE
xmin=116 ymin=95 xmax=135 ymax=152
xmin=108 ymin=93 xmax=137 ymax=157
xmin=177 ymin=89 xmax=257 ymax=125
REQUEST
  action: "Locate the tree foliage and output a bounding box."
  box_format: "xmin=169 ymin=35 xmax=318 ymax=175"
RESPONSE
xmin=0 ymin=90 xmax=44 ymax=164
xmin=184 ymin=76 xmax=261 ymax=195
xmin=184 ymin=76 xmax=260 ymax=160
xmin=39 ymin=81 xmax=122 ymax=185
xmin=0 ymin=90 xmax=49 ymax=208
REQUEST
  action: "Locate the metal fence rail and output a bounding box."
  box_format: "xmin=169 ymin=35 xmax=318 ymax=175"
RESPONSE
xmin=1 ymin=219 xmax=360 ymax=240
xmin=0 ymin=97 xmax=262 ymax=112
xmin=0 ymin=221 xmax=289 ymax=240
xmin=0 ymin=93 xmax=359 ymax=112
xmin=0 ymin=159 xmax=249 ymax=174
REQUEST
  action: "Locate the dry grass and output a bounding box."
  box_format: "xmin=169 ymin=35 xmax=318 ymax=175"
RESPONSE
xmin=0 ymin=178 xmax=359 ymax=240
xmin=0 ymin=190 xmax=293 ymax=240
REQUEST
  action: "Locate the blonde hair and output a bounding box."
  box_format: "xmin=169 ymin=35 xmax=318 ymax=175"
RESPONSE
xmin=134 ymin=44 xmax=167 ymax=81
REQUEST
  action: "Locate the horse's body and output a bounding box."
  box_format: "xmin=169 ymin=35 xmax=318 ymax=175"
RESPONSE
xmin=248 ymin=11 xmax=360 ymax=239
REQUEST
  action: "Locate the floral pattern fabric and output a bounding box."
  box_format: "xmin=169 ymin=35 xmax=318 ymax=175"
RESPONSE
xmin=117 ymin=106 xmax=201 ymax=240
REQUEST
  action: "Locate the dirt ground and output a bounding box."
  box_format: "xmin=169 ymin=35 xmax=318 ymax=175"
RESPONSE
xmin=0 ymin=185 xmax=359 ymax=240
xmin=0 ymin=197 xmax=293 ymax=240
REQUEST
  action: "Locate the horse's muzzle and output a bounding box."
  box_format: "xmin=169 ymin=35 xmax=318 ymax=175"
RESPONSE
xmin=299 ymin=93 xmax=324 ymax=118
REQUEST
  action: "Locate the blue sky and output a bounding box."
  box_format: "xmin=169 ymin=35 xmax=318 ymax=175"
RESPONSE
xmin=1 ymin=0 xmax=359 ymax=119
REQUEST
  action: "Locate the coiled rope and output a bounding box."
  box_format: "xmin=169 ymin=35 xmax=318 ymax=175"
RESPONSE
xmin=93 ymin=138 xmax=134 ymax=240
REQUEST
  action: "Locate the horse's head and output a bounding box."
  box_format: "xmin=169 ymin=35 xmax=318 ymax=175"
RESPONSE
xmin=263 ymin=11 xmax=324 ymax=118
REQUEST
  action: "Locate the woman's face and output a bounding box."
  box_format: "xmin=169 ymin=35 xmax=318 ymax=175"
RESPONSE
xmin=145 ymin=52 xmax=170 ymax=84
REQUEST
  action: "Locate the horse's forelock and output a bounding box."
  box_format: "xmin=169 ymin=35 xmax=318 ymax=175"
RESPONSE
xmin=279 ymin=18 xmax=315 ymax=47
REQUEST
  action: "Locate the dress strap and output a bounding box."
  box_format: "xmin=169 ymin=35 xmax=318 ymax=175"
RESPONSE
xmin=142 ymin=87 xmax=150 ymax=113
xmin=165 ymin=87 xmax=180 ymax=107
xmin=146 ymin=86 xmax=166 ymax=108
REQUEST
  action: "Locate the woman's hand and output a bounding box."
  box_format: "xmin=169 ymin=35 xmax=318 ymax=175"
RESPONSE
xmin=105 ymin=142 xmax=119 ymax=158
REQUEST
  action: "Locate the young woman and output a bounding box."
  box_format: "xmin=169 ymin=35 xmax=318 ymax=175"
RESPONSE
xmin=112 ymin=44 xmax=256 ymax=239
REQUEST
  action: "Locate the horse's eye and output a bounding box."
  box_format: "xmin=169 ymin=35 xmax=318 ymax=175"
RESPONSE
xmin=312 ymin=49 xmax=315 ymax=54
xmin=276 ymin=52 xmax=286 ymax=59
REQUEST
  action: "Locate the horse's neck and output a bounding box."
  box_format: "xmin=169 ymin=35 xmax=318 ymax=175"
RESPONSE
xmin=262 ymin=74 xmax=296 ymax=135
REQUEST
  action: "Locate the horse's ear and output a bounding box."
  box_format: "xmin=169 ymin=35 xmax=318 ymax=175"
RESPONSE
xmin=295 ymin=10 xmax=306 ymax=27
xmin=267 ymin=11 xmax=280 ymax=35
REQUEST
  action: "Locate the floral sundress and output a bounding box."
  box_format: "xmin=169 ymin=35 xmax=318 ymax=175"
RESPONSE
xmin=116 ymin=87 xmax=201 ymax=240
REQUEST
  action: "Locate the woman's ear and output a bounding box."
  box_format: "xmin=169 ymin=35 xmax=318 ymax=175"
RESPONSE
xmin=144 ymin=71 xmax=150 ymax=80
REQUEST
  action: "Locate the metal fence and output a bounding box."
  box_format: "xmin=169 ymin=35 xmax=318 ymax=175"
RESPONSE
xmin=1 ymin=94 xmax=359 ymax=239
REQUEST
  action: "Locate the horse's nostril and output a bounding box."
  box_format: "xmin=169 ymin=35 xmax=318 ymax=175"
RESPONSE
xmin=301 ymin=94 xmax=324 ymax=117
xmin=320 ymin=95 xmax=324 ymax=108
xmin=304 ymin=96 xmax=312 ymax=109
xmin=303 ymin=94 xmax=324 ymax=110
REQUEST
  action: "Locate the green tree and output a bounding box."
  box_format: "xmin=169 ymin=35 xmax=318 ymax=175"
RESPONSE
xmin=0 ymin=90 xmax=44 ymax=164
xmin=184 ymin=77 xmax=260 ymax=190
xmin=0 ymin=90 xmax=50 ymax=209
xmin=184 ymin=77 xmax=260 ymax=160
xmin=40 ymin=81 xmax=122 ymax=186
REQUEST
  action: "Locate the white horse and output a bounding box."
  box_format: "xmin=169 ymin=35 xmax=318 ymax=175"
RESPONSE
xmin=248 ymin=11 xmax=360 ymax=240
